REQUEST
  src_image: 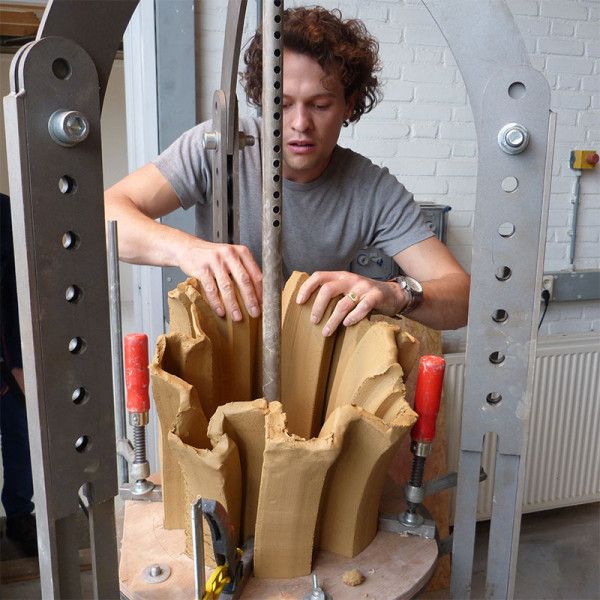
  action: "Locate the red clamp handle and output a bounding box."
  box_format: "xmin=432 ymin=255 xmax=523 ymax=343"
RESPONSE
xmin=411 ymin=355 xmax=446 ymax=444
xmin=124 ymin=333 xmax=150 ymax=414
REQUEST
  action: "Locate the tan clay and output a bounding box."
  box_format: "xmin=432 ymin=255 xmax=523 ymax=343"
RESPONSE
xmin=253 ymin=402 xmax=341 ymax=578
xmin=319 ymin=404 xmax=416 ymax=557
xmin=150 ymin=334 xmax=210 ymax=529
xmin=280 ymin=272 xmax=338 ymax=438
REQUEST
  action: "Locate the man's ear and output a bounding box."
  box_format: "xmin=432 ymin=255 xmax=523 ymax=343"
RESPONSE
xmin=344 ymin=93 xmax=357 ymax=122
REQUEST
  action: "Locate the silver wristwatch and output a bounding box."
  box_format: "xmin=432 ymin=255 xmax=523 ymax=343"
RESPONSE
xmin=391 ymin=275 xmax=424 ymax=315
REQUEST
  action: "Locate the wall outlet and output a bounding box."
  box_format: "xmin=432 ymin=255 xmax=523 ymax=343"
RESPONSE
xmin=541 ymin=275 xmax=555 ymax=297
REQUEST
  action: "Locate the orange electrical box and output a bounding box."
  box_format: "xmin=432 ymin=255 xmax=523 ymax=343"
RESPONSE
xmin=570 ymin=150 xmax=599 ymax=170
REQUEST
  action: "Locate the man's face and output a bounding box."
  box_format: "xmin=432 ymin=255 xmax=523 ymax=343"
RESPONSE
xmin=282 ymin=50 xmax=353 ymax=183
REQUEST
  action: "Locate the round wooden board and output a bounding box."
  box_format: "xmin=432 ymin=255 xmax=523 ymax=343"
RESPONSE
xmin=119 ymin=500 xmax=437 ymax=600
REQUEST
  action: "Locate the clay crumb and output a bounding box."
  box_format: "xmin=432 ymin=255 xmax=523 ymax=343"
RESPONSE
xmin=343 ymin=569 xmax=366 ymax=587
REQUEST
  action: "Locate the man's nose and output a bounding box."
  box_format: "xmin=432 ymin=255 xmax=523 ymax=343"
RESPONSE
xmin=290 ymin=106 xmax=311 ymax=132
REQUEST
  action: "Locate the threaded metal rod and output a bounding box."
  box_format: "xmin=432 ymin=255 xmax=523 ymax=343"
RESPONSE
xmin=133 ymin=425 xmax=146 ymax=466
xmin=261 ymin=0 xmax=284 ymax=402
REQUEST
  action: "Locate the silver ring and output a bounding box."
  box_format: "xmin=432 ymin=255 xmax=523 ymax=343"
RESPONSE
xmin=346 ymin=291 xmax=359 ymax=304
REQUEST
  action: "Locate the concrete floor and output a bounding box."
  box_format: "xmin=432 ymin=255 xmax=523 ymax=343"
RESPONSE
xmin=1 ymin=502 xmax=598 ymax=599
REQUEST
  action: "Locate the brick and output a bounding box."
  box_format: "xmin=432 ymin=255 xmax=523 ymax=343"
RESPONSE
xmin=515 ymin=15 xmax=551 ymax=36
xmin=556 ymin=110 xmax=578 ymax=126
xmin=556 ymin=125 xmax=589 ymax=141
xmin=546 ymin=56 xmax=595 ymax=75
xmin=447 ymin=177 xmax=477 ymax=195
xmin=436 ymin=159 xmax=477 ymax=177
xmin=575 ymin=227 xmax=600 ymax=243
xmin=577 ymin=110 xmax=600 ymax=125
xmin=404 ymin=26 xmax=447 ymax=47
xmin=361 ymin=101 xmax=398 ymax=120
xmin=540 ymin=1 xmax=588 ymax=20
xmin=557 ymin=73 xmax=581 ymax=90
xmin=452 ymin=143 xmax=477 ymax=158
xmin=550 ymin=20 xmax=575 ymax=36
xmin=552 ymin=90 xmax=592 ymax=110
xmin=447 ymin=211 xmax=473 ymax=228
xmin=415 ymin=84 xmax=466 ymax=104
xmin=383 ymin=157 xmax=436 ymax=176
xmin=530 ymin=55 xmax=547 ymax=71
xmin=439 ymin=122 xmax=476 ymax=141
xmin=452 ymin=106 xmax=474 ymax=122
xmin=442 ymin=195 xmax=476 ymax=211
xmin=358 ymin=122 xmax=410 ymax=140
xmin=383 ymin=79 xmax=414 ymax=101
xmin=443 ymin=49 xmax=457 ymax=67
xmin=445 ymin=227 xmax=473 ymax=247
xmin=524 ymin=37 xmax=537 ymax=54
xmin=538 ymin=37 xmax=584 ymax=56
xmin=410 ymin=123 xmax=438 ymax=138
xmin=402 ymin=64 xmax=455 ymax=84
xmin=575 ymin=21 xmax=600 ymax=39
xmin=547 ymin=211 xmax=570 ymax=227
xmin=348 ymin=140 xmax=399 ymax=158
xmin=549 ymin=176 xmax=576 ymax=194
xmin=379 ymin=44 xmax=413 ymax=78
xmin=415 ymin=47 xmax=443 ymax=64
xmin=398 ymin=175 xmax=448 ymax=195
xmin=358 ymin=4 xmax=388 ymax=22
xmin=394 ymin=140 xmax=452 ymax=158
xmin=396 ymin=103 xmax=452 ymax=121
xmin=507 ymin=0 xmax=538 ymax=16
xmin=367 ymin=23 xmax=402 ymax=44
xmin=581 ymin=75 xmax=600 ymax=92
xmin=586 ymin=40 xmax=600 ymax=58
xmin=389 ymin=5 xmax=432 ymax=26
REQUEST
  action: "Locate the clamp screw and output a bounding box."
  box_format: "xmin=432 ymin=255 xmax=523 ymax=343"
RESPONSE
xmin=203 ymin=131 xmax=219 ymax=150
xmin=498 ymin=123 xmax=530 ymax=155
xmin=48 ymin=110 xmax=90 ymax=146
xmin=239 ymin=132 xmax=255 ymax=148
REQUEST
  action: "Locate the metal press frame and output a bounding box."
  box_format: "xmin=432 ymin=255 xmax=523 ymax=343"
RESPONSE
xmin=3 ymin=1 xmax=553 ymax=598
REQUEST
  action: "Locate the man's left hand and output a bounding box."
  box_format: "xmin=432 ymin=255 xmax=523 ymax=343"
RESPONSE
xmin=296 ymin=271 xmax=406 ymax=337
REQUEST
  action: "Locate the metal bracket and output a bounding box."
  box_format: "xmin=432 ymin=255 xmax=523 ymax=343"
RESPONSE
xmin=421 ymin=2 xmax=555 ymax=597
xmin=3 ymin=1 xmax=139 ymax=597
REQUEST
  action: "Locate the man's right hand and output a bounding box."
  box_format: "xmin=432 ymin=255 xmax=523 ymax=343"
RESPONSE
xmin=105 ymin=164 xmax=263 ymax=322
xmin=177 ymin=239 xmax=263 ymax=321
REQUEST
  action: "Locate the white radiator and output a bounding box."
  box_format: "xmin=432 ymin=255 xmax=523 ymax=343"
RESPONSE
xmin=444 ymin=333 xmax=600 ymax=520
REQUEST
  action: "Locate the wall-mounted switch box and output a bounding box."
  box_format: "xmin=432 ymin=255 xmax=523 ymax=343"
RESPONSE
xmin=570 ymin=150 xmax=599 ymax=170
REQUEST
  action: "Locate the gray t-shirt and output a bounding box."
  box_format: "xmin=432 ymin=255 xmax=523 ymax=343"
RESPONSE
xmin=153 ymin=116 xmax=433 ymax=279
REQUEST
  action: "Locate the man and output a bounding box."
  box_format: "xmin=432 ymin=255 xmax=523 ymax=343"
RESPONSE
xmin=105 ymin=7 xmax=469 ymax=334
xmin=0 ymin=193 xmax=37 ymax=557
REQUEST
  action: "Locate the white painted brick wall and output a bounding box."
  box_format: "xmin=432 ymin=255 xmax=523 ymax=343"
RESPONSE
xmin=198 ymin=0 xmax=599 ymax=351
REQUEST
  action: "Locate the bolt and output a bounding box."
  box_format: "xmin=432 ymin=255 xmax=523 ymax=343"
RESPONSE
xmin=239 ymin=132 xmax=255 ymax=148
xmin=498 ymin=123 xmax=530 ymax=155
xmin=48 ymin=110 xmax=90 ymax=146
xmin=203 ymin=131 xmax=219 ymax=150
xmin=149 ymin=564 xmax=162 ymax=577
xmin=505 ymin=128 xmax=524 ymax=148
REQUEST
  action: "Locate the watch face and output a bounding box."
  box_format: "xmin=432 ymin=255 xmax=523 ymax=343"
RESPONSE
xmin=404 ymin=276 xmax=423 ymax=294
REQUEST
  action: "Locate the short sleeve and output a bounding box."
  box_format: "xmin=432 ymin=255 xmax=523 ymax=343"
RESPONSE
xmin=152 ymin=121 xmax=213 ymax=210
xmin=365 ymin=167 xmax=434 ymax=257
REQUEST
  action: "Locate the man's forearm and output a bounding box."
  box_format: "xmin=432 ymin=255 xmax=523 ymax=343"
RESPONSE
xmin=104 ymin=192 xmax=199 ymax=267
xmin=397 ymin=272 xmax=470 ymax=330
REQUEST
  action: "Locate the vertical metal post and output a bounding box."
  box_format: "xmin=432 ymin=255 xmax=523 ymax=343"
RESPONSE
xmin=192 ymin=498 xmax=206 ymax=600
xmin=107 ymin=220 xmax=128 ymax=485
xmin=261 ymin=0 xmax=284 ymax=402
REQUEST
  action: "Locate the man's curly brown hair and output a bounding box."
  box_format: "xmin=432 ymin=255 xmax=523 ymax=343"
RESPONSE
xmin=241 ymin=7 xmax=382 ymax=124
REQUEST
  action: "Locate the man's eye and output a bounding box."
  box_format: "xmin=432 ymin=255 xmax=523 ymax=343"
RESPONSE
xmin=314 ymin=104 xmax=330 ymax=110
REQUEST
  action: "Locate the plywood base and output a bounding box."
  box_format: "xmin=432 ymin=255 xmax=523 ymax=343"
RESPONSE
xmin=119 ymin=500 xmax=436 ymax=600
